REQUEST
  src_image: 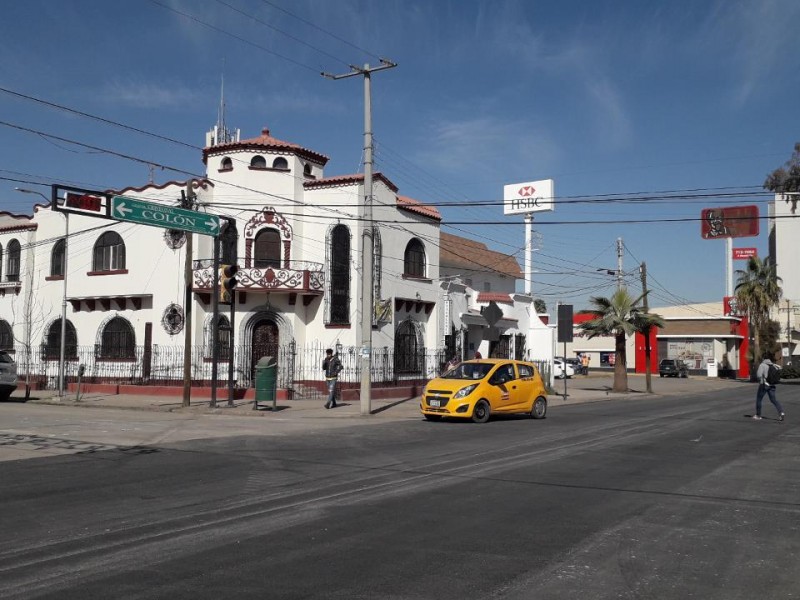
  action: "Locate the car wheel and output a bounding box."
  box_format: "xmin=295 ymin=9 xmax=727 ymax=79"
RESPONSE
xmin=472 ymin=400 xmax=490 ymax=424
xmin=659 ymin=374 xmax=664 ymax=378
xmin=531 ymin=396 xmax=547 ymax=419
xmin=0 ymin=390 xmax=11 ymax=402
xmin=424 ymin=414 xmax=442 ymax=421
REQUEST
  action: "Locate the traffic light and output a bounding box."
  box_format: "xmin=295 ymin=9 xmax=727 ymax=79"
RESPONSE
xmin=219 ymin=264 xmax=238 ymax=305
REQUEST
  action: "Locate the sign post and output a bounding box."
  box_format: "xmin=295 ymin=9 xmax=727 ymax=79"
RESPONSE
xmin=111 ymin=196 xmax=220 ymax=236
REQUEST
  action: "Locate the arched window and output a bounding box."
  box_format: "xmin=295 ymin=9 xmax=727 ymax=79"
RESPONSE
xmin=6 ymin=239 xmax=21 ymax=282
xmin=254 ymin=229 xmax=281 ymax=269
xmin=43 ymin=319 xmax=77 ymax=359
xmin=93 ymin=231 xmax=125 ymax=271
xmin=303 ymin=163 xmax=312 ymax=177
xmin=0 ymin=319 xmax=13 ymax=350
xmin=329 ymin=224 xmax=350 ymax=325
xmin=0 ymin=243 xmax=4 ymax=281
xmin=51 ymin=239 xmax=66 ymax=277
xmin=394 ymin=319 xmax=423 ymax=375
xmin=403 ymin=238 xmax=426 ymax=278
xmin=99 ymin=317 xmax=135 ymax=359
xmin=220 ymin=157 xmax=233 ymax=170
xmin=272 ymin=157 xmax=288 ymax=170
xmin=250 ymin=155 xmax=267 ymax=169
xmin=373 ymin=227 xmax=382 ymax=302
xmin=204 ymin=315 xmax=231 ymax=360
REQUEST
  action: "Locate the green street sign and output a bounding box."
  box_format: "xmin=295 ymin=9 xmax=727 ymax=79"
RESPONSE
xmin=111 ymin=196 xmax=220 ymax=236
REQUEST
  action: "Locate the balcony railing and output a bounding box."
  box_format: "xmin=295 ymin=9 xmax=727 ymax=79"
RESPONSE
xmin=193 ymin=260 xmax=324 ymax=295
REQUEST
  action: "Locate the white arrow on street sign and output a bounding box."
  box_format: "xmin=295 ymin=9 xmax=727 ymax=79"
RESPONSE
xmin=111 ymin=196 xmax=220 ymax=236
xmin=115 ymin=201 xmax=132 ymax=217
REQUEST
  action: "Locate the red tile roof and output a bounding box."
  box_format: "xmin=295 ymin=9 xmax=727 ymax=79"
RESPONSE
xmin=476 ymin=292 xmax=513 ymax=305
xmin=303 ymin=172 xmax=399 ymax=192
xmin=440 ymin=232 xmax=522 ymax=278
xmin=203 ymin=127 xmax=329 ymax=165
xmin=397 ymin=195 xmax=442 ymax=221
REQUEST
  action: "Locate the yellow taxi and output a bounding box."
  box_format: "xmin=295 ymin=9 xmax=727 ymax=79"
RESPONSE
xmin=420 ymin=359 xmax=548 ymax=423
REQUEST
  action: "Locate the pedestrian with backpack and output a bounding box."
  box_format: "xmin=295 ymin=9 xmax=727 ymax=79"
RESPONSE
xmin=322 ymin=348 xmax=343 ymax=409
xmin=753 ymin=353 xmax=785 ymax=421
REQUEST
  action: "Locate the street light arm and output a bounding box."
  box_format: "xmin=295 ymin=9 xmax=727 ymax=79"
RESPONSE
xmin=14 ymin=187 xmax=50 ymax=203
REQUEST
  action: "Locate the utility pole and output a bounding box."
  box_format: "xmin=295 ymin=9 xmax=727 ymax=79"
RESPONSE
xmin=182 ymin=181 xmax=196 ymax=407
xmin=616 ymin=237 xmax=624 ymax=290
xmin=640 ymin=262 xmax=653 ymax=393
xmin=323 ymin=58 xmax=397 ymax=416
xmin=779 ymin=299 xmax=794 ymax=367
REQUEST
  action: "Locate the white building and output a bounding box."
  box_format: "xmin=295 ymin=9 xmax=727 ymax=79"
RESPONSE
xmin=0 ymin=125 xmax=545 ymax=396
xmin=770 ymin=193 xmax=800 ymax=362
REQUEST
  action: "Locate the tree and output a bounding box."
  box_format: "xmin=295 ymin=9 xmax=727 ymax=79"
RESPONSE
xmin=578 ymin=288 xmax=664 ymax=393
xmin=534 ymin=298 xmax=547 ymax=314
xmin=9 ymin=265 xmax=53 ymax=399
xmin=735 ymin=256 xmax=782 ymax=370
xmin=764 ymin=142 xmax=800 ymax=213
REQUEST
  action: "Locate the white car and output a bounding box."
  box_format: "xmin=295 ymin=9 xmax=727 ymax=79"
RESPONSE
xmin=0 ymin=351 xmax=18 ymax=401
xmin=553 ymin=358 xmax=575 ymax=379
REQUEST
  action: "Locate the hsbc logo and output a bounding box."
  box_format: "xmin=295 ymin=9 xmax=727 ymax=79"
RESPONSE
xmin=517 ymin=186 xmax=536 ymax=197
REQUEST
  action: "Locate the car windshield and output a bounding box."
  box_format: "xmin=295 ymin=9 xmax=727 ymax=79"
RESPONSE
xmin=441 ymin=362 xmax=494 ymax=380
xmin=0 ymin=352 xmax=13 ymax=364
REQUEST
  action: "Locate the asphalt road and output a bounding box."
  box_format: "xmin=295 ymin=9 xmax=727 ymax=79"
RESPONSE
xmin=1 ymin=385 xmax=799 ymax=599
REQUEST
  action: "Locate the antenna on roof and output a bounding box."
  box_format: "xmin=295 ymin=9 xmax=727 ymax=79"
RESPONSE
xmin=206 ymin=63 xmax=240 ymax=147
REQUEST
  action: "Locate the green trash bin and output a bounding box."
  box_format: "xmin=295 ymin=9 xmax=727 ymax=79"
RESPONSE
xmin=254 ymin=356 xmax=277 ymax=411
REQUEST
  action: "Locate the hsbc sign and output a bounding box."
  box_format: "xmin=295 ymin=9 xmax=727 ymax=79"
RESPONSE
xmin=503 ymin=178 xmax=555 ymax=215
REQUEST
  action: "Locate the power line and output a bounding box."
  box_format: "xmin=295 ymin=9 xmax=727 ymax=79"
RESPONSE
xmin=214 ymin=0 xmax=352 ymax=68
xmin=259 ymin=0 xmax=382 ymax=61
xmin=148 ymin=0 xmax=322 ymax=74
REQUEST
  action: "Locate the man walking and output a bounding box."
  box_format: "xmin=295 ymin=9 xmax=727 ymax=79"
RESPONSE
xmin=753 ymin=353 xmax=785 ymax=421
xmin=323 ymin=348 xmax=343 ymax=409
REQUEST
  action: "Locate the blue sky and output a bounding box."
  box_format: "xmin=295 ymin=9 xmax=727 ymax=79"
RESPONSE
xmin=2 ymin=0 xmax=798 ymax=311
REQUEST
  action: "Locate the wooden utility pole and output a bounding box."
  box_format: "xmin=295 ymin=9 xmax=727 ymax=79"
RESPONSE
xmin=640 ymin=261 xmax=653 ymax=393
xmin=182 ymin=181 xmax=196 ymax=407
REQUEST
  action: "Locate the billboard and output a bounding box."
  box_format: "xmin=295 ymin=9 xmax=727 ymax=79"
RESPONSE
xmin=504 ymin=179 xmax=554 ymax=215
xmin=700 ymin=205 xmax=759 ymax=239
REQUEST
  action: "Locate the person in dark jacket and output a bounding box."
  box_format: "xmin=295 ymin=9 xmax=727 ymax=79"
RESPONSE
xmin=753 ymin=354 xmax=785 ymax=421
xmin=322 ymin=348 xmax=343 ymax=409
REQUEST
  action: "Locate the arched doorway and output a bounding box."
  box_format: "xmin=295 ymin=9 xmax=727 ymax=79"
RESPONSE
xmin=251 ymin=318 xmax=279 ymax=380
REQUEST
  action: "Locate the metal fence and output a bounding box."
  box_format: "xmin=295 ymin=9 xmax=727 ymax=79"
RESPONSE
xmin=10 ymin=343 xmax=552 ymax=398
xmin=11 ymin=343 xmax=447 ymax=393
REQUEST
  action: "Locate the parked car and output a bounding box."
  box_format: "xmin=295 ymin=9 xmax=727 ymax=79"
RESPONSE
xmin=0 ymin=351 xmax=18 ymax=401
xmin=659 ymin=359 xmax=688 ymax=378
xmin=553 ymin=358 xmax=575 ymax=379
xmin=420 ymin=359 xmax=548 ymax=423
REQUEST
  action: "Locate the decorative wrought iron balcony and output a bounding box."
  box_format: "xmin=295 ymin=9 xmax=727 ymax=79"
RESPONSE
xmin=193 ymin=260 xmax=324 ymax=295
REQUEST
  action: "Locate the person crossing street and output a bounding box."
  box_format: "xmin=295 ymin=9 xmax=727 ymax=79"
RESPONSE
xmin=753 ymin=353 xmax=785 ymax=421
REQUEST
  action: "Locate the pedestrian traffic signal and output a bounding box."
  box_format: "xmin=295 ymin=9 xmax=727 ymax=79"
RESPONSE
xmin=219 ymin=264 xmax=238 ymax=305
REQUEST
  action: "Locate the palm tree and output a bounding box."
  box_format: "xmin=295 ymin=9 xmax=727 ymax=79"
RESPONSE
xmin=578 ymin=288 xmax=665 ymax=393
xmin=735 ymin=256 xmax=782 ymax=371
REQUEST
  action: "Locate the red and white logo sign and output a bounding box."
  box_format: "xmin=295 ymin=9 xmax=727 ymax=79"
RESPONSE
xmin=732 ymin=247 xmax=757 ymax=260
xmin=517 ymin=185 xmax=536 ymax=197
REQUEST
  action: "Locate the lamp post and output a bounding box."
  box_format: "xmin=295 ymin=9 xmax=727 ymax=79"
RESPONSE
xmin=15 ymin=187 xmax=68 ymax=397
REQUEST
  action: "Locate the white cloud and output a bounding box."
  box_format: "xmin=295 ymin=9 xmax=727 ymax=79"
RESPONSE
xmin=415 ymin=115 xmax=561 ymax=178
xmin=699 ymin=0 xmax=800 ymax=106
xmin=102 ymin=81 xmax=195 ymax=109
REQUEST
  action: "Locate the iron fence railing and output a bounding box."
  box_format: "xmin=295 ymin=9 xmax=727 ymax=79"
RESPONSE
xmin=9 ymin=343 xmax=553 ymax=396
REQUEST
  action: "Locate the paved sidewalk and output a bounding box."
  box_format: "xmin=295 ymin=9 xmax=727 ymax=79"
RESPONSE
xmin=13 ymin=373 xmax=756 ymax=421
